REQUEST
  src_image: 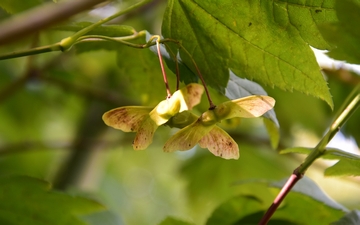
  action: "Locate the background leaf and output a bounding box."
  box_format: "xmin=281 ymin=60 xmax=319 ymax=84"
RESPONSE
xmin=331 ymin=210 xmax=360 ymax=225
xmin=0 ymin=176 xmax=104 ymax=225
xmin=319 ymin=0 xmax=360 ymax=64
xmin=270 ymin=176 xmax=349 ymax=211
xmin=158 ymin=217 xmax=195 ymax=225
xmin=206 ymin=195 xmax=266 ymax=225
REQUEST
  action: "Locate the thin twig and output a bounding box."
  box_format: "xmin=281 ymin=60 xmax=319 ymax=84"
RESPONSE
xmin=154 ymin=36 xmax=172 ymax=98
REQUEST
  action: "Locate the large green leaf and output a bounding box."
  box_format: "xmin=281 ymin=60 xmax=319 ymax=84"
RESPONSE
xmin=162 ymin=0 xmax=334 ymax=108
xmin=319 ymin=0 xmax=360 ymax=64
xmin=0 ymin=176 xmax=104 ymax=225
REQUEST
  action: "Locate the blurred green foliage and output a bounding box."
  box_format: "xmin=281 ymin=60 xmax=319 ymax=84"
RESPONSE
xmin=0 ymin=0 xmax=359 ymax=225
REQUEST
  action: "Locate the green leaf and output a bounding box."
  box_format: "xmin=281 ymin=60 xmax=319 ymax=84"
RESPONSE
xmin=270 ymin=176 xmax=348 ymax=211
xmin=279 ymin=147 xmax=313 ymax=155
xmin=264 ymin=117 xmax=280 ymax=149
xmin=325 ymin=160 xmax=360 ymax=177
xmin=280 ymin=147 xmax=360 ymax=176
xmin=206 ymin=195 xmax=266 ymax=225
xmin=272 ymin=190 xmax=345 ymax=224
xmin=0 ymin=0 xmax=43 ymax=14
xmin=319 ymin=0 xmax=360 ymax=64
xmin=323 ymin=149 xmax=360 ymax=161
xmin=0 ymin=176 xmax=104 ymax=225
xmin=162 ymin=0 xmax=333 ymax=108
xmin=331 ymin=210 xmax=360 ymax=225
xmin=158 ymin=217 xmax=195 ymax=225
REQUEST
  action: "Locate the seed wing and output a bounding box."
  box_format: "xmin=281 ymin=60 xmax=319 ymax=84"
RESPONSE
xmin=102 ymin=106 xmax=152 ymax=132
xmin=163 ymin=120 xmax=214 ymax=152
xmin=199 ymin=126 xmax=239 ymax=159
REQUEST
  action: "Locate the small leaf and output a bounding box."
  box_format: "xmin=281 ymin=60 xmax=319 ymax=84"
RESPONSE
xmin=279 ymin=147 xmax=312 ymax=155
xmin=158 ymin=217 xmax=195 ymax=225
xmin=325 ymin=160 xmax=360 ymax=177
xmin=280 ymin=147 xmax=360 ymax=177
xmin=331 ymin=210 xmax=360 ymax=225
xmin=199 ymin=126 xmax=239 ymax=159
xmin=0 ymin=176 xmax=104 ymax=225
xmin=264 ymin=117 xmax=280 ymax=149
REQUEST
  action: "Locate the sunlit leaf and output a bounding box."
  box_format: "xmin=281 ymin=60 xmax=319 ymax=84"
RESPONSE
xmin=162 ymin=0 xmax=334 ymax=108
xmin=264 ymin=118 xmax=280 ymax=149
xmin=325 ymin=160 xmax=360 ymax=177
xmin=0 ymin=176 xmax=104 ymax=225
xmin=280 ymin=147 xmax=360 ymax=177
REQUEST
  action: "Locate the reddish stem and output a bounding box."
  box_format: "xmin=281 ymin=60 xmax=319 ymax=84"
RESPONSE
xmin=258 ymin=169 xmax=303 ymax=225
xmin=156 ymin=39 xmax=171 ymax=98
xmin=174 ymin=52 xmax=180 ymax=91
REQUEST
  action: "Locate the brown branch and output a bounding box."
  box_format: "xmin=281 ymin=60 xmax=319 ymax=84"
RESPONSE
xmin=0 ymin=0 xmax=107 ymax=45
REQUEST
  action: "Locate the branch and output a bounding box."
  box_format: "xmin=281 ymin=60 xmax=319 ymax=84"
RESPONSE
xmin=0 ymin=0 xmax=107 ymax=45
xmin=259 ymin=83 xmax=360 ymax=225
